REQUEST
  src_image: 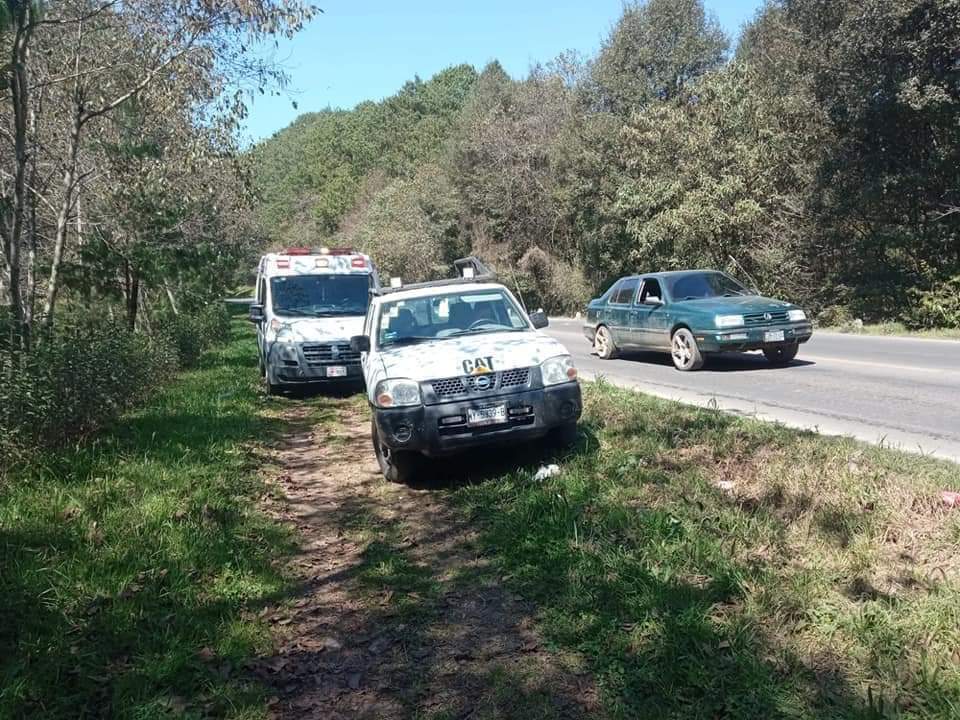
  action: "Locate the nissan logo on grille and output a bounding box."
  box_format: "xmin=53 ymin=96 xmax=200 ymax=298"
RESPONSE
xmin=473 ymin=374 xmax=493 ymax=391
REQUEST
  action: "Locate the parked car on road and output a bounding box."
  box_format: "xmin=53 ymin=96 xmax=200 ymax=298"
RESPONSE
xmin=583 ymin=270 xmax=812 ymax=371
xmin=352 ymin=258 xmax=582 ymax=483
xmin=248 ymin=247 xmax=380 ymax=393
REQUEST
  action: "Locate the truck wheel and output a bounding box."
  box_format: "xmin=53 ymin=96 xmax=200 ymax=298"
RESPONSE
xmin=549 ymin=421 xmax=579 ymax=449
xmin=372 ymin=420 xmax=418 ymax=484
xmin=763 ymin=342 xmax=799 ymax=366
xmin=671 ymin=328 xmax=705 ymax=371
xmin=594 ymin=325 xmax=618 ymax=360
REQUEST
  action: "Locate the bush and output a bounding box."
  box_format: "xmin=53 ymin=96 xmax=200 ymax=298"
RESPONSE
xmin=0 ymin=303 xmax=231 ymax=467
xmin=0 ymin=317 xmax=178 ymax=464
xmin=904 ymin=276 xmax=960 ymax=329
xmin=154 ymin=303 xmax=232 ymax=368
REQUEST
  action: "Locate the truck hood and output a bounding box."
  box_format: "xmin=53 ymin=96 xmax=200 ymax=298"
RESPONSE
xmin=269 ymin=315 xmax=365 ymax=343
xmin=379 ymin=330 xmax=570 ymax=380
xmin=669 ymin=295 xmax=797 ymax=315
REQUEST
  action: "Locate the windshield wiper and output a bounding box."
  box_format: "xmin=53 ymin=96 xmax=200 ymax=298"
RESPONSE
xmin=385 ymin=336 xmax=435 ymax=347
xmin=276 ymin=308 xmax=318 ymax=317
xmin=448 ymin=326 xmax=516 ymax=337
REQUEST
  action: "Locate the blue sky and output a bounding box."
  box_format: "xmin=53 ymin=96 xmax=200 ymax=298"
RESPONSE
xmin=243 ymin=1 xmax=764 ymax=142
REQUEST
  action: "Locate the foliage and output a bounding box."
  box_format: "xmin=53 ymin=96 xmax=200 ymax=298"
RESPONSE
xmin=905 ymin=275 xmax=960 ymax=329
xmin=0 ymin=315 xmax=177 ymax=464
xmin=0 ymin=323 xmax=293 ymax=718
xmin=251 ymin=0 xmax=960 ymax=321
xmin=154 ymin=303 xmax=233 ymax=369
xmin=591 ymin=0 xmax=729 ymax=113
xmin=0 ymin=303 xmax=233 ymax=466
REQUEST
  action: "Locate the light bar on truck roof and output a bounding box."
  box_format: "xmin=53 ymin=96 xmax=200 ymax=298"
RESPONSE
xmin=375 ymin=257 xmax=497 ymax=296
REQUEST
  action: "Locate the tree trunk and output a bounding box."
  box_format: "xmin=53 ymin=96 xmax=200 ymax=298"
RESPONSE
xmin=2 ymin=7 xmax=35 ymax=355
xmin=41 ymin=107 xmax=84 ymax=328
xmin=124 ymin=261 xmax=140 ymax=331
xmin=163 ymin=279 xmax=180 ymax=315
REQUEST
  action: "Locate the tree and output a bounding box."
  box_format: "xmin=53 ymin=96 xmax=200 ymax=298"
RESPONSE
xmin=592 ymin=0 xmax=729 ymax=114
xmin=1 ymin=0 xmax=313 ymax=356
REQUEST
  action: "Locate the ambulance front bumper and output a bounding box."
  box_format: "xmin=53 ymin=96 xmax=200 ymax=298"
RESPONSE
xmin=373 ymin=382 xmax=582 ymax=457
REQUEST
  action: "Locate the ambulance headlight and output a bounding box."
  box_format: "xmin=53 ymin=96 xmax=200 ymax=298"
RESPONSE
xmin=276 ymin=343 xmax=298 ymax=362
xmin=374 ymin=379 xmax=421 ymax=408
xmin=540 ymin=355 xmax=577 ymax=386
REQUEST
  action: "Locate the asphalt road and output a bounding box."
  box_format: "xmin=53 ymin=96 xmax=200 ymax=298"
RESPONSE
xmin=545 ymin=318 xmax=960 ymax=463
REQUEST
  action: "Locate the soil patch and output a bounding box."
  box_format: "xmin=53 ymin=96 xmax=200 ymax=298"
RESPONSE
xmin=255 ymin=398 xmax=601 ymax=719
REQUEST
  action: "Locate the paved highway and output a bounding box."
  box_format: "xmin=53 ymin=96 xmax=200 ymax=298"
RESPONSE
xmin=545 ymin=318 xmax=960 ymax=463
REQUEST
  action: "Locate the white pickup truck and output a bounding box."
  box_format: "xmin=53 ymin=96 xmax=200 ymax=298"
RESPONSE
xmin=350 ymin=258 xmax=582 ymax=483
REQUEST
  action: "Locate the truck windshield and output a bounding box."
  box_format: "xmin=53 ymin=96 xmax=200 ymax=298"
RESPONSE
xmin=378 ymin=289 xmax=529 ymax=348
xmin=667 ymin=272 xmax=753 ymax=301
xmin=270 ymin=274 xmax=371 ymax=317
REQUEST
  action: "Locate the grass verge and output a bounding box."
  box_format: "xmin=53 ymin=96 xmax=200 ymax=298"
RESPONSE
xmin=0 ymin=321 xmax=293 ymax=719
xmin=454 ymin=380 xmax=960 ymax=719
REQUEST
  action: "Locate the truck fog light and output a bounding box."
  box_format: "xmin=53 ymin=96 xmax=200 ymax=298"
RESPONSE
xmin=393 ymin=425 xmax=412 ymax=443
xmin=440 ymin=415 xmax=465 ymax=426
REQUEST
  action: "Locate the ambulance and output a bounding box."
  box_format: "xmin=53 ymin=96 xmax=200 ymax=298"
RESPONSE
xmin=249 ymin=247 xmax=379 ymax=393
xmin=350 ymin=258 xmax=582 ymax=483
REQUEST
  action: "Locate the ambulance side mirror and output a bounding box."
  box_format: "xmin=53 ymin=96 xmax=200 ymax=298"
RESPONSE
xmin=248 ymin=304 xmax=265 ymax=324
xmin=529 ymin=310 xmax=549 ymax=329
xmin=350 ymin=335 xmax=370 ymax=353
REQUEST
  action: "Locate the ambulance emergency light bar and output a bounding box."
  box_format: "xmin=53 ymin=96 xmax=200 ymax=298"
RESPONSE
xmin=273 ymin=247 xmax=369 ymax=270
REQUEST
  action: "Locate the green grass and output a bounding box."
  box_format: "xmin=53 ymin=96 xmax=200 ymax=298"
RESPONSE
xmin=453 ymin=381 xmax=960 ymax=719
xmin=0 ymin=322 xmax=293 ymax=719
xmin=822 ymin=321 xmax=960 ymax=340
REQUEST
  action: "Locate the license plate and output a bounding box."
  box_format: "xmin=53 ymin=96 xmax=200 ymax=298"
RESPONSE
xmin=467 ymin=405 xmax=507 ymax=427
xmin=764 ymin=330 xmax=785 ymax=343
xmin=326 ymin=366 xmax=348 ymax=378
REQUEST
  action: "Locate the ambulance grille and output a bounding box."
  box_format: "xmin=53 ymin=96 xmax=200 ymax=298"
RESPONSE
xmin=429 ymin=368 xmax=532 ymax=399
xmin=301 ymin=343 xmax=360 ymax=366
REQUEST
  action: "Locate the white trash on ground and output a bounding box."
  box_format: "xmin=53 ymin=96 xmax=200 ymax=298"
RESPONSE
xmin=534 ymin=464 xmax=561 ymax=482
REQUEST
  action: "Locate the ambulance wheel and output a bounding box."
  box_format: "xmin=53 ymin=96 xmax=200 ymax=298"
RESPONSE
xmin=372 ymin=420 xmax=418 ymax=484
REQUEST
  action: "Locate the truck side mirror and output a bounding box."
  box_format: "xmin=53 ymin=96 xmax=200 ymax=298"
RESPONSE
xmin=248 ymin=304 xmax=265 ymax=323
xmin=529 ymin=310 xmax=549 ymax=329
xmin=350 ymin=335 xmax=371 ymax=353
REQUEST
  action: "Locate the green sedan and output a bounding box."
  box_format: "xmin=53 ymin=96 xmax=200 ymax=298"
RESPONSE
xmin=582 ymin=270 xmax=813 ymax=371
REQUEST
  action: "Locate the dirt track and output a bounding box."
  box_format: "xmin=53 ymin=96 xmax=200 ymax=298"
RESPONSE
xmin=254 ymin=398 xmax=600 ymax=719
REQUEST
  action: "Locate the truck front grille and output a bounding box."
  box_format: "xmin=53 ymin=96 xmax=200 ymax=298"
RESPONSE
xmin=429 ymin=368 xmax=532 ymax=399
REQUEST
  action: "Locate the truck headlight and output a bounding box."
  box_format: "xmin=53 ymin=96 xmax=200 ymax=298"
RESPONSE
xmin=715 ymin=314 xmax=745 ymax=329
xmin=374 ymin=379 xmax=421 ymax=408
xmin=540 ymin=355 xmax=577 ymax=386
xmin=788 ymin=309 xmax=807 ymax=322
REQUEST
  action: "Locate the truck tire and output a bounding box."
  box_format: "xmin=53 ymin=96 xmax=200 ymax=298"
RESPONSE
xmin=372 ymin=420 xmax=418 ymax=484
xmin=549 ymin=421 xmax=580 ymax=449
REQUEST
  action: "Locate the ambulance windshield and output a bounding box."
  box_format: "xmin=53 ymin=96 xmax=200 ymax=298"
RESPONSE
xmin=270 ymin=274 xmax=371 ymax=317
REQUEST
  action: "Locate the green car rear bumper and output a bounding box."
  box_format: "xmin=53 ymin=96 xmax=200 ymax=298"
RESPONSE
xmin=695 ymin=323 xmax=813 ymax=353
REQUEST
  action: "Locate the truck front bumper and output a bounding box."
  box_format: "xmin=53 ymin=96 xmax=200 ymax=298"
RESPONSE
xmin=373 ymin=382 xmax=582 ymax=457
xmin=695 ymin=323 xmax=813 ymax=353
